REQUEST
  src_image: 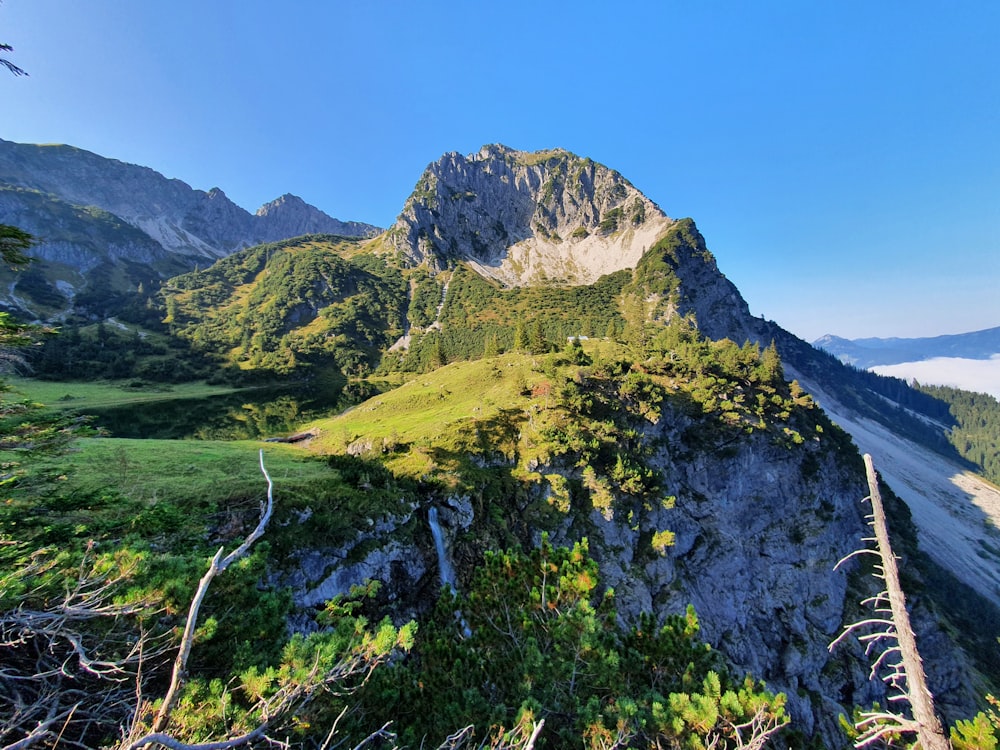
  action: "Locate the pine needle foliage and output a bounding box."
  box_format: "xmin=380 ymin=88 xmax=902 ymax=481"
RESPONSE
xmin=355 ymin=536 xmax=787 ymax=749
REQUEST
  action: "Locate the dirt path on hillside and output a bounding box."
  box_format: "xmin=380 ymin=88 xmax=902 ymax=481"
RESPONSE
xmin=792 ymin=370 xmax=1000 ymax=608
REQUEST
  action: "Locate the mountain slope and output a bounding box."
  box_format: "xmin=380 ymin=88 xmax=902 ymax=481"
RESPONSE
xmin=0 ymin=185 xmax=192 ymax=319
xmin=295 ymin=340 xmax=976 ymax=741
xmin=0 ymin=138 xmax=379 ymax=259
xmin=16 ymin=142 xmax=993 ymax=742
xmin=0 ymin=138 xmax=379 ymax=320
xmin=794 ymin=368 xmax=1000 ymax=608
xmin=163 ymin=234 xmax=407 ymax=375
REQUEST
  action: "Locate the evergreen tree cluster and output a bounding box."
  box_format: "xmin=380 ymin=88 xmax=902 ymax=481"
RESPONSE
xmin=31 ymin=321 xmax=224 ymax=382
xmin=917 ymin=383 xmax=1000 ymax=485
xmin=163 ymin=235 xmax=407 ymax=375
xmin=355 ymin=536 xmax=787 ymax=749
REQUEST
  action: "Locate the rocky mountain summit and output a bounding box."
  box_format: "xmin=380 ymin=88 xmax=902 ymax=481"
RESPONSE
xmin=255 ymin=193 xmax=377 ymax=243
xmin=390 ymin=144 xmax=674 ymax=286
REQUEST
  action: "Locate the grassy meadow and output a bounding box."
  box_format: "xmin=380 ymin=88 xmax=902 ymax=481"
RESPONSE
xmin=5 ymin=376 xmax=243 ymax=410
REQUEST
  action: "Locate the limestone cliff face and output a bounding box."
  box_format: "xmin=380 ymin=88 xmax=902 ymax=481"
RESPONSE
xmin=575 ymin=432 xmax=871 ymax=740
xmin=389 ymin=144 xmax=674 ymax=285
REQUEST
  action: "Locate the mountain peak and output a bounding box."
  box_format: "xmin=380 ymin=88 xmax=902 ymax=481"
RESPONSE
xmin=390 ymin=145 xmax=673 ymax=286
xmin=254 ymin=193 xmax=380 ymax=242
xmin=255 ymin=193 xmax=303 ymax=217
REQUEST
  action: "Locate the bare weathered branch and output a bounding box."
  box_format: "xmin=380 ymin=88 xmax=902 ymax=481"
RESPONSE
xmin=149 ymin=450 xmax=275 ymax=735
xmin=829 ymin=454 xmax=950 ymax=750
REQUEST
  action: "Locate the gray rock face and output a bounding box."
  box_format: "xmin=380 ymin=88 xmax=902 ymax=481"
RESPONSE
xmin=512 ymin=424 xmax=884 ymax=740
xmin=0 ymin=138 xmax=380 ymax=318
xmin=256 ymin=193 xmax=379 ymax=242
xmin=390 ymin=144 xmax=674 ymax=285
xmin=0 ymin=139 xmax=380 ymax=260
xmin=275 ymin=424 xmax=974 ymax=744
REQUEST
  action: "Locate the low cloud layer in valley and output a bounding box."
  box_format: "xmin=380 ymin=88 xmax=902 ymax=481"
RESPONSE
xmin=872 ymin=355 xmax=1000 ymax=399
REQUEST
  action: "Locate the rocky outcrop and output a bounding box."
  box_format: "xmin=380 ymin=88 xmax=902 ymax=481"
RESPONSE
xmin=275 ymin=415 xmax=975 ymax=743
xmin=389 ymin=144 xmax=674 ymax=285
xmin=256 ymin=193 xmax=379 ymax=242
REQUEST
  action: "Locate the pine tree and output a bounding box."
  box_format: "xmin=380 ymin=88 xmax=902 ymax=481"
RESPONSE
xmin=429 ymin=335 xmax=446 ymax=369
xmin=528 ymin=320 xmax=549 ymax=355
xmin=483 ymin=333 xmax=499 ymax=358
xmin=513 ymin=321 xmax=528 ymax=352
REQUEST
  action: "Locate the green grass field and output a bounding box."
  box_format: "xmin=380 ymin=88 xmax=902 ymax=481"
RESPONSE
xmin=307 ymin=356 xmax=534 ymax=445
xmin=1 ymin=434 xmax=349 ymax=558
xmin=5 ymin=377 xmax=244 ymax=410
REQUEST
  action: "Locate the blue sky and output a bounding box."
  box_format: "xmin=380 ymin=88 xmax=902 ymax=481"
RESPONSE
xmin=3 ymin=1 xmax=998 ymax=342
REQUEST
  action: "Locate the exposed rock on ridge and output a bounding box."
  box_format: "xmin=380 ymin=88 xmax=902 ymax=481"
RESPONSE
xmin=0 ymin=139 xmax=380 ymax=261
xmin=390 ymin=144 xmax=674 ymax=285
xmin=256 ymin=193 xmax=379 ymax=243
xmin=0 ymin=138 xmax=380 ymax=319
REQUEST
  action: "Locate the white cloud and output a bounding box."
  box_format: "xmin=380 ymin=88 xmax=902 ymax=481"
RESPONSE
xmin=872 ymin=355 xmax=1000 ymax=399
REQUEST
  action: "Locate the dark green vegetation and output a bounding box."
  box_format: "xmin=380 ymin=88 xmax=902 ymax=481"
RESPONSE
xmin=148 ymin=219 xmax=747 ymax=385
xmin=916 ymin=384 xmax=1000 ymax=486
xmin=1 ymin=222 xmax=34 ymax=267
xmin=164 ymin=234 xmax=407 ymax=375
xmin=356 ymin=539 xmax=787 ymax=749
xmin=31 ymin=319 xmax=229 ymax=382
xmin=9 ymin=375 xmax=365 ymax=440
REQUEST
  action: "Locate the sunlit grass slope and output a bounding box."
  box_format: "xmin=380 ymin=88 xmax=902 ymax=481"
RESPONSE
xmin=305 ymin=353 xmax=542 ymax=475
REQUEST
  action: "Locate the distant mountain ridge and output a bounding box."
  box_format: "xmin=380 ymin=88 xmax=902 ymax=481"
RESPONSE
xmin=814 ymin=326 xmax=1000 ymax=368
xmin=0 ymin=137 xmax=379 ymax=320
xmin=0 ymin=138 xmax=379 ymax=258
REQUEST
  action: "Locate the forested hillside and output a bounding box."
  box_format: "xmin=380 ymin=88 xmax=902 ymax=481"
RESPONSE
xmin=918 ymin=383 xmax=1000 ymax=485
xmin=163 ymin=234 xmax=407 ymax=375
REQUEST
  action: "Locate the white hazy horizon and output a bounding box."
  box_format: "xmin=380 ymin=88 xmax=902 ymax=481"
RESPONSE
xmin=871 ymin=355 xmax=1000 ymax=399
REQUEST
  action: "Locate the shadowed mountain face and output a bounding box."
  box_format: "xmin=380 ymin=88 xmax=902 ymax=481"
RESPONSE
xmin=0 ymin=138 xmax=379 ymax=319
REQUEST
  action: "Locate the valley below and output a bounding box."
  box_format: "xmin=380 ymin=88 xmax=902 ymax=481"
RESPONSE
xmin=794 ymin=369 xmax=1000 ymax=607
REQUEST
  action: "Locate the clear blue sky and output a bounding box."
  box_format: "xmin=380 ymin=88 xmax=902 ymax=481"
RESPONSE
xmin=3 ymin=1 xmax=999 ymax=341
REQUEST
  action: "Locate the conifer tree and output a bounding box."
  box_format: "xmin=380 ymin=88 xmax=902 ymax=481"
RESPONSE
xmin=513 ymin=321 xmax=528 ymax=352
xmin=528 ymin=320 xmax=549 ymax=355
xmin=429 ymin=334 xmax=446 ymax=369
xmin=483 ymin=333 xmax=499 ymax=358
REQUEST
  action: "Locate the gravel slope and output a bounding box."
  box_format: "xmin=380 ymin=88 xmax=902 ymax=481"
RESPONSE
xmin=791 ymin=368 xmax=1000 ymax=608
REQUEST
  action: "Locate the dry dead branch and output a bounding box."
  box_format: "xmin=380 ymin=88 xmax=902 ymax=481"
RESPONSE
xmin=0 ymin=546 xmax=167 ymax=750
xmin=829 ymin=453 xmax=950 ymax=750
